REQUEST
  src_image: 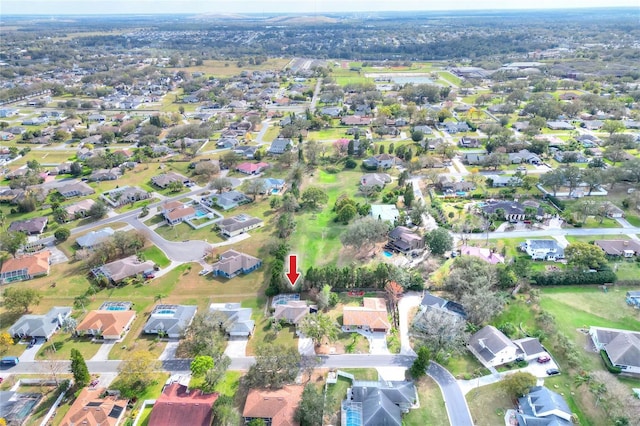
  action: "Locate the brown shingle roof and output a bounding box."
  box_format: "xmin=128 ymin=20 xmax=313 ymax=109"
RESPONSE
xmin=343 ymin=297 xmax=390 ymax=331
xmin=148 ymin=383 xmax=218 ymax=426
xmin=242 ymin=385 xmax=304 ymax=426
xmin=59 ymin=387 xmax=128 ymax=426
xmin=0 ymin=250 xmax=50 ymax=277
xmin=76 ymin=310 xmax=136 ymax=338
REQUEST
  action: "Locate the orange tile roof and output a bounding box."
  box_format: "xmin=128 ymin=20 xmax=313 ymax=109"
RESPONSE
xmin=148 ymin=383 xmax=218 ymax=426
xmin=76 ymin=310 xmax=136 ymax=338
xmin=343 ymin=297 xmax=390 ymax=331
xmin=0 ymin=250 xmax=50 ymax=277
xmin=242 ymin=385 xmax=304 ymax=426
xmin=59 ymin=387 xmax=128 ymax=426
xmin=166 ymin=206 xmax=195 ymax=221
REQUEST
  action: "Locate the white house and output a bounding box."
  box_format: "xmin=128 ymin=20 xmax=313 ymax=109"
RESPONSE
xmin=589 ymin=326 xmax=640 ymax=375
xmin=468 ymin=325 xmax=519 ymax=367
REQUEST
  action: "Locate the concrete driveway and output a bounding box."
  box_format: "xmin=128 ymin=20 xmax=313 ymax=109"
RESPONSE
xmin=19 ymin=339 xmax=44 ymax=362
xmin=90 ymin=340 xmax=116 ymax=361
xmin=398 ymin=293 xmax=422 ymax=355
xmin=224 ymin=337 xmax=248 ymax=358
xmin=298 ymin=337 xmax=315 ymax=356
xmin=368 ymin=332 xmax=390 ymax=355
xmin=159 ymin=339 xmax=180 ymax=360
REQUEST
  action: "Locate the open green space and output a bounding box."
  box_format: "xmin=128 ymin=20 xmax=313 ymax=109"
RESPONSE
xmin=466 ymin=382 xmax=512 ymax=426
xmin=403 ymin=376 xmax=449 ymax=426
xmin=141 ymin=246 xmax=171 ymax=268
xmin=442 ymin=350 xmax=489 ymax=380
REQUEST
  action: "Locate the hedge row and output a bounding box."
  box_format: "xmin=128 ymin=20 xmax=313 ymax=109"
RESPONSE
xmin=600 ymin=350 xmax=622 ymax=374
xmin=532 ymin=270 xmax=617 ymax=286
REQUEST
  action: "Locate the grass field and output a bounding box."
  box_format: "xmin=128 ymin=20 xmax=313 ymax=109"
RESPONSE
xmin=289 ymin=168 xmax=363 ymax=271
xmin=466 ymin=382 xmax=512 ymax=426
xmin=170 ymin=58 xmax=291 ymax=78
xmin=403 ymin=376 xmax=449 ymax=426
xmin=141 ymin=246 xmax=171 ymax=268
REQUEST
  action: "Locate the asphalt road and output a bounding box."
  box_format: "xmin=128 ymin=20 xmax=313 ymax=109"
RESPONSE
xmin=428 ymin=361 xmax=474 ymax=426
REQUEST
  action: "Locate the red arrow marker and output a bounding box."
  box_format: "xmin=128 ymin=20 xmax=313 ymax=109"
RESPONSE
xmin=285 ymin=255 xmax=300 ymax=286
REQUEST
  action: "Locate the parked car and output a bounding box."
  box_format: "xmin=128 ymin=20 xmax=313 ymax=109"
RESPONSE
xmin=537 ymin=355 xmax=551 ymax=363
xmin=546 ymin=368 xmax=560 ymax=376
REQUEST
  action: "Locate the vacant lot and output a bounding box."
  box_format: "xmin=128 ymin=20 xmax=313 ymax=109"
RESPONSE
xmin=404 ymin=376 xmax=449 ymax=426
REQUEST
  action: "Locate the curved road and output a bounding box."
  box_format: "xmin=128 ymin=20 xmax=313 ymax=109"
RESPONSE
xmin=428 ymin=361 xmax=474 ymax=426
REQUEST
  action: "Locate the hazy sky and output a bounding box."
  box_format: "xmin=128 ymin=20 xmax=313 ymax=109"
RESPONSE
xmin=2 ymin=0 xmax=639 ymax=15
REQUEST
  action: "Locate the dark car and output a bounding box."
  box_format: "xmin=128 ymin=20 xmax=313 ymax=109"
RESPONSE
xmin=546 ymin=368 xmax=560 ymax=376
xmin=537 ymin=355 xmax=551 ymax=363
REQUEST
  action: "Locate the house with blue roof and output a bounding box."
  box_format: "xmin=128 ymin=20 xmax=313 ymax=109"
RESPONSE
xmin=209 ymin=302 xmax=255 ymax=337
xmin=516 ymin=386 xmax=573 ymax=426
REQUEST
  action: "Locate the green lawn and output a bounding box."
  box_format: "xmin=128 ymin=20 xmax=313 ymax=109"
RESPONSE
xmin=491 ymin=297 xmax=537 ymax=338
xmin=441 ymin=350 xmax=489 ymax=380
xmin=625 ymin=214 xmax=640 ymax=227
xmin=583 ymin=217 xmax=621 ymax=228
xmin=403 ymin=376 xmax=449 ymax=426
xmin=466 ymin=382 xmax=512 ymax=426
xmin=141 ymin=246 xmax=171 ymax=268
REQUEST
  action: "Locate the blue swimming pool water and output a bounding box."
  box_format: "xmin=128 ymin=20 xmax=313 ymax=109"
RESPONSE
xmin=383 ymin=251 xmax=392 ymax=257
xmin=271 ymin=189 xmax=278 ymax=194
xmin=156 ymin=309 xmax=175 ymax=315
xmin=195 ymin=210 xmax=207 ymax=217
xmin=106 ymin=306 xmax=126 ymax=311
xmin=345 ymin=408 xmax=362 ymax=426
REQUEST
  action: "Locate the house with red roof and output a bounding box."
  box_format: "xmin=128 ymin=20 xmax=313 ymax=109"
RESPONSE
xmin=243 ymin=385 xmax=304 ymax=426
xmin=148 ymin=383 xmax=218 ymax=426
xmin=236 ymin=162 xmax=270 ymax=175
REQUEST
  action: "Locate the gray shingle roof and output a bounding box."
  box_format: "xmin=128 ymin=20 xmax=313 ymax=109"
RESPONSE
xmin=9 ymin=307 xmax=71 ymax=339
xmin=143 ymin=305 xmax=197 ymax=336
xmin=76 ymin=227 xmax=115 ymax=248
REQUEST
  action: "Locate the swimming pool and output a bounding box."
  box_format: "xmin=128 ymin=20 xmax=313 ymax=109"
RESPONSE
xmin=383 ymin=251 xmax=392 ymax=257
xmin=155 ymin=309 xmax=175 ymax=315
xmin=345 ymin=407 xmax=362 ymax=426
xmin=271 ymin=188 xmax=279 ymax=194
xmin=106 ymin=306 xmax=126 ymax=311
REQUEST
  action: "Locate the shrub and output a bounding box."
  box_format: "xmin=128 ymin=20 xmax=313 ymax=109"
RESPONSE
xmin=532 ymin=270 xmax=617 ymax=286
xmin=600 ymin=350 xmax=622 ymax=374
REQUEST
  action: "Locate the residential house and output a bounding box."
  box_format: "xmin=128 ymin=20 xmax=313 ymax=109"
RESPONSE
xmin=513 ymin=337 xmax=547 ymax=362
xmin=76 ymin=309 xmax=136 ymax=340
xmin=268 ymin=138 xmax=293 ymax=155
xmin=370 ymin=204 xmax=400 ymax=224
xmin=101 ymin=186 xmax=149 ymax=207
xmin=508 ymin=149 xmax=542 ymax=165
xmin=8 ymin=306 xmax=71 ymax=340
xmin=209 ymin=302 xmax=255 ymax=337
xmin=50 ymin=161 xmax=74 ymax=175
xmin=92 ymin=255 xmax=155 ymax=284
xmin=258 ymin=178 xmax=286 ymax=194
xmin=236 ymin=162 xmax=270 ymax=175
xmin=58 ymin=181 xmax=95 ymax=198
xmin=594 ymin=240 xmax=640 ymax=257
xmin=459 ymin=137 xmax=481 ymax=148
xmin=443 ymin=121 xmax=470 ymax=134
xmin=210 ymin=249 xmax=262 ymax=279
xmin=437 ymin=175 xmax=475 ymax=193
xmin=546 ymin=121 xmax=574 ymax=130
xmin=234 ymin=145 xmax=258 ymax=159
xmin=205 ymin=190 xmax=251 ymax=210
xmin=343 ymin=297 xmax=391 ymax=333
xmin=463 ymin=152 xmax=487 ymax=165
xmin=88 ymin=168 xmax=121 ymax=182
xmin=320 ymin=106 xmax=342 ymax=117
xmin=481 ymin=200 xmax=546 ymax=222
xmin=554 ymin=151 xmax=589 ymax=163
xmin=626 ymin=290 xmax=640 ymax=308
xmin=151 ymin=171 xmax=190 ymax=189
xmin=485 ymin=174 xmax=522 ymax=188
xmin=413 ymin=125 xmax=433 ymax=135
xmin=8 ymin=217 xmax=48 ymax=235
xmin=468 ymin=325 xmax=520 ymax=367
xmin=0 ymin=251 xmax=51 ymax=284
xmin=143 ymin=304 xmax=198 ymax=338
xmin=65 ymin=199 xmax=96 ymax=220
xmin=59 ymin=387 xmax=128 ymax=426
xmin=148 ymin=383 xmax=218 ymax=426
xmin=273 ymin=300 xmax=316 ymax=325
xmin=419 ymin=292 xmax=466 ymax=318
xmin=217 ymin=137 xmax=239 ymax=149
xmin=341 ymin=116 xmax=372 ymax=126
xmin=582 ymin=120 xmax=603 ymax=131
xmin=76 ymin=227 xmax=115 ymax=250
xmin=516 ymin=386 xmax=573 ymax=426
xmin=363 ymin=154 xmax=400 ymax=169
xmin=602 ymin=202 xmax=625 ymax=219
xmin=512 ymin=122 xmax=530 ymax=132
xmin=0 ymin=188 xmax=23 ymax=204
xmin=458 ymin=245 xmax=505 ymax=264
xmin=520 ymin=239 xmax=565 ymax=261
xmin=87 ymin=113 xmax=107 ymax=122
xmin=342 ymin=380 xmax=418 ymax=426
xmin=243 ymin=385 xmax=304 ymax=426
xmin=387 ymin=226 xmax=424 ymax=254
xmin=360 ymin=173 xmax=391 ymax=190
xmin=217 ymin=214 xmax=264 ymax=238
xmin=161 ymin=200 xmax=196 ymax=225
xmin=589 ymin=326 xmax=640 ymax=374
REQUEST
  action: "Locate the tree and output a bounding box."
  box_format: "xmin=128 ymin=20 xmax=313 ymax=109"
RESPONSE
xmin=221 ymin=151 xmax=241 ymax=169
xmin=539 ymin=168 xmax=565 ymax=196
xmin=167 ymin=180 xmax=183 ymax=193
xmin=602 ymin=120 xmax=625 ymax=136
xmin=501 ymin=372 xmax=536 ymax=397
xmin=336 ymin=203 xmax=357 ymax=224
xmin=213 ymin=395 xmax=241 ymax=426
xmin=248 ymin=420 xmax=266 ymax=426
xmin=116 ymin=350 xmax=160 ymax=397
xmin=210 ymin=177 xmax=232 ymax=194
xmin=244 ymin=343 xmax=301 ymax=389
xmin=412 ymin=309 xmax=469 ymax=355
xmin=54 ymin=227 xmax=70 ymax=242
xmin=301 ymin=187 xmax=328 ymax=209
xmin=295 ymin=383 xmax=324 ymax=426
xmin=2 ymin=287 xmax=41 ymax=313
xmin=70 ymin=348 xmax=90 ymax=388
xmin=461 ymin=287 xmax=504 ymax=326
xmin=340 ymin=217 xmax=390 ymax=254
xmin=201 ymin=355 xmax=230 ymax=393
xmin=62 ymin=317 xmax=77 ymax=333
xmin=0 ymin=231 xmax=27 ymax=257
xmin=424 ymin=228 xmax=453 ymax=255
xmin=87 ymin=200 xmax=108 ymax=220
xmin=316 ymin=284 xmax=332 ymax=311
xmin=411 ymin=130 xmax=424 ymax=142
xmin=482 ymin=152 xmax=509 ymax=170
xmin=0 ymin=332 xmax=13 ymax=354
xmin=179 ymin=311 xmax=226 ymax=358
xmin=277 ymin=212 xmax=296 ymax=239
xmin=190 ymin=355 xmax=214 ymax=377
xmin=404 ymin=183 xmax=415 ymax=208
xmin=409 ymin=346 xmax=431 ymax=379
xmin=565 ymin=242 xmax=607 ymax=270
xmin=298 ymin=313 xmax=339 ymax=346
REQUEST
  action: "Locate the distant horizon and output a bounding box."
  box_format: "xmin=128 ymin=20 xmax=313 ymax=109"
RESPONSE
xmin=2 ymin=0 xmax=638 ymax=16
